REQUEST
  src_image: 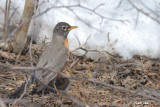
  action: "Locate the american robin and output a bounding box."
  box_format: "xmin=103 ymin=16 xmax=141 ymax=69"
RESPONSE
xmin=10 ymin=22 xmax=77 ymax=98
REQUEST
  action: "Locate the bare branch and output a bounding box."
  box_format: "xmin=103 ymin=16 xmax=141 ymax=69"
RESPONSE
xmin=71 ymin=35 xmax=92 ymax=53
xmin=93 ymin=3 xmax=105 ymax=11
xmin=33 ymin=1 xmax=129 ymax=31
xmin=2 ymin=0 xmax=11 ymax=40
xmin=71 ymin=33 xmax=117 ymax=58
xmin=139 ymin=0 xmax=160 ymax=17
xmin=128 ymin=0 xmax=160 ymax=24
xmin=74 ymin=34 xmax=81 ymax=47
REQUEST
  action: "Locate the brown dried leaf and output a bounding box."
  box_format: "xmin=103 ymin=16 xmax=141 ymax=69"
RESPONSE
xmin=147 ymin=72 xmax=157 ymax=76
xmin=64 ymin=71 xmax=71 ymax=76
xmin=134 ymin=67 xmax=142 ymax=71
xmin=143 ymin=61 xmax=152 ymax=68
xmin=0 ymin=51 xmax=14 ymax=59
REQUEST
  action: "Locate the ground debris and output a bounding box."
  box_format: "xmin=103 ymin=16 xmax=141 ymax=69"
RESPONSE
xmin=0 ymin=45 xmax=159 ymax=107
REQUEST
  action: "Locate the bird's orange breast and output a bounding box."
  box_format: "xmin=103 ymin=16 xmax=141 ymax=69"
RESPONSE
xmin=64 ymin=38 xmax=69 ymax=58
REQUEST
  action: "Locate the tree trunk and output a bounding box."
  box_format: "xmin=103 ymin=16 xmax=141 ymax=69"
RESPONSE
xmin=11 ymin=0 xmax=35 ymax=54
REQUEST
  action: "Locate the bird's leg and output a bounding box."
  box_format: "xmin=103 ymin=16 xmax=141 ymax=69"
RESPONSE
xmin=51 ymin=80 xmax=58 ymax=93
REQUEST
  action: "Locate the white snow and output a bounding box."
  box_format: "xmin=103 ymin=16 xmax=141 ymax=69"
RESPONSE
xmin=0 ymin=0 xmax=160 ymax=59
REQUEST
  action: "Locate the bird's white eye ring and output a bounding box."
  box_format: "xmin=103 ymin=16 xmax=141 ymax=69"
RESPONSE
xmin=62 ymin=26 xmax=67 ymax=31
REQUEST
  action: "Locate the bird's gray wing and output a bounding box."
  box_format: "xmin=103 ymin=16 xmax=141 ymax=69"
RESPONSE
xmin=33 ymin=44 xmax=51 ymax=82
xmin=35 ymin=45 xmax=68 ymax=91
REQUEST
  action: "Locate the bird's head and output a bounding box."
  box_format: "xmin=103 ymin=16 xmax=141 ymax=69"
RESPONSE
xmin=53 ymin=22 xmax=78 ymax=38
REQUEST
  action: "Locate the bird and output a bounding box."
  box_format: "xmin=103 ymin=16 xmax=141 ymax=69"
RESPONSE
xmin=10 ymin=22 xmax=77 ymax=98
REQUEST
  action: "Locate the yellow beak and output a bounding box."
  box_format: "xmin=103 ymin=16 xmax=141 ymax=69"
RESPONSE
xmin=68 ymin=26 xmax=78 ymax=31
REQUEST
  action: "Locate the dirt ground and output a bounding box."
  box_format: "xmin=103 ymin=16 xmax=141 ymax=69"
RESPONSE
xmin=0 ymin=45 xmax=160 ymax=107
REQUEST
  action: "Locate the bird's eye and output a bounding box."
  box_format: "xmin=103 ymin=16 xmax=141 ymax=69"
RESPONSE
xmin=62 ymin=26 xmax=67 ymax=31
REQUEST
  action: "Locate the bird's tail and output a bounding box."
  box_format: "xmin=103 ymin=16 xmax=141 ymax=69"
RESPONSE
xmin=10 ymin=81 xmax=31 ymax=98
